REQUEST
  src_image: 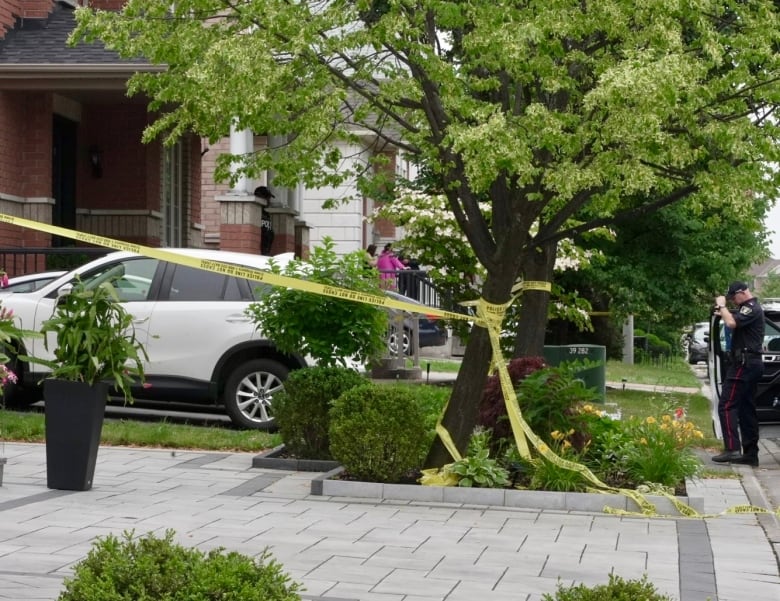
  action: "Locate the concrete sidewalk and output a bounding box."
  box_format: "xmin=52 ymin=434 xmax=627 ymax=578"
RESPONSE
xmin=0 ymin=441 xmax=778 ymax=601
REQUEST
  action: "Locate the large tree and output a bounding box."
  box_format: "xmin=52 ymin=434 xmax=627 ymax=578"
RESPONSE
xmin=74 ymin=0 xmax=780 ymax=466
xmin=553 ymin=193 xmax=772 ymax=337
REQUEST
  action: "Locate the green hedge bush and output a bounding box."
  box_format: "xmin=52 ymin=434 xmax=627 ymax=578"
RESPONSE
xmin=329 ymin=383 xmax=428 ymax=482
xmin=542 ymin=574 xmax=674 ymax=600
xmin=58 ymin=529 xmax=301 ymax=601
xmin=274 ymin=366 xmax=367 ymax=459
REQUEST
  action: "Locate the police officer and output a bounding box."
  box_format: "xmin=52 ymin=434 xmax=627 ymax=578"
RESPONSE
xmin=254 ymin=186 xmax=275 ymax=255
xmin=711 ymin=281 xmax=764 ymax=466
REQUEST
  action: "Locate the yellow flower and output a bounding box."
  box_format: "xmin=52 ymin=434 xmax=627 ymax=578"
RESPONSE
xmin=645 ymin=416 xmax=656 ymax=425
xmin=662 ymin=415 xmax=672 ymax=423
xmin=640 ymin=437 xmax=647 ymax=445
xmin=551 ymin=430 xmax=562 ymax=441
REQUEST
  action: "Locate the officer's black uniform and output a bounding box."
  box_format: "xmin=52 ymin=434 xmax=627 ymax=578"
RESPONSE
xmin=254 ymin=186 xmax=275 ymax=255
xmin=717 ymin=289 xmax=764 ymax=464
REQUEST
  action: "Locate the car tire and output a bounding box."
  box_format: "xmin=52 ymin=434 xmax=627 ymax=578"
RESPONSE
xmin=223 ymin=359 xmax=289 ymax=430
xmin=388 ymin=327 xmax=413 ymax=356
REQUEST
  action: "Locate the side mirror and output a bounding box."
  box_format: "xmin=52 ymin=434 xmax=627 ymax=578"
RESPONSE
xmin=55 ymin=283 xmax=74 ymax=305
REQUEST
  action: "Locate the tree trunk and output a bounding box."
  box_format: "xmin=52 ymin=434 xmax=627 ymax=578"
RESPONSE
xmin=423 ymin=266 xmax=521 ymax=468
xmin=513 ymin=241 xmax=558 ymax=357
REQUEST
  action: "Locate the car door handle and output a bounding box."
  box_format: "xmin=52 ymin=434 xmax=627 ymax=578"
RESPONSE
xmin=226 ymin=314 xmax=251 ymax=323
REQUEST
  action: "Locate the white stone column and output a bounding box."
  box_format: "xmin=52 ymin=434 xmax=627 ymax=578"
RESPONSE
xmin=267 ymin=135 xmax=288 ymax=207
xmin=229 ymin=126 xmax=254 ymax=195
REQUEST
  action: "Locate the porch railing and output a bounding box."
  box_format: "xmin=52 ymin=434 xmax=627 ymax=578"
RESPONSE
xmin=0 ymin=247 xmax=110 ymax=277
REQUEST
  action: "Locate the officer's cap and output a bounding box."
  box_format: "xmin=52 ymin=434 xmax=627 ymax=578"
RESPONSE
xmin=726 ymin=281 xmax=749 ymax=299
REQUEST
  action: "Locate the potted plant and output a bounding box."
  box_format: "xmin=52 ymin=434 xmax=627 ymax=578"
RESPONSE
xmin=31 ymin=277 xmax=148 ymax=491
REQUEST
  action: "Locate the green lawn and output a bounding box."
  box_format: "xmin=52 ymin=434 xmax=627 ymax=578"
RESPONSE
xmin=421 ymin=356 xmax=702 ymax=388
xmin=605 ymin=358 xmax=701 ymax=388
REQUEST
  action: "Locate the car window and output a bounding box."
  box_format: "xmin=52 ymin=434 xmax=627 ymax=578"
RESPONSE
xmin=82 ymin=258 xmax=157 ymax=302
xmin=5 ymin=278 xmax=57 ymax=293
xmin=692 ymin=326 xmax=708 ymax=344
xmin=765 ymin=320 xmax=780 ymax=352
xmin=248 ymin=279 xmax=273 ymax=300
xmin=167 ymin=264 xmax=246 ymax=301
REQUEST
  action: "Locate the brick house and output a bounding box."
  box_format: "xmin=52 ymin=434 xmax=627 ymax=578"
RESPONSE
xmin=0 ymin=0 xmax=405 ymax=276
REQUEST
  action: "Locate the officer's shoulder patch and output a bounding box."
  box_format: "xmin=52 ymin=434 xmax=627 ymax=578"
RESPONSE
xmin=740 ymin=305 xmax=753 ymax=316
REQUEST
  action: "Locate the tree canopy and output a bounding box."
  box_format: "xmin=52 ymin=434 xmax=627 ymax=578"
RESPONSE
xmin=73 ymin=0 xmax=780 ymax=465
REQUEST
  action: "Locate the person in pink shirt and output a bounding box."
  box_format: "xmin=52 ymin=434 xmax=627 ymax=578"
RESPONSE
xmin=376 ymin=243 xmax=406 ymax=289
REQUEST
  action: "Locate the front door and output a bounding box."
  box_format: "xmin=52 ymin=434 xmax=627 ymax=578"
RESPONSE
xmin=51 ymin=115 xmax=78 ymax=246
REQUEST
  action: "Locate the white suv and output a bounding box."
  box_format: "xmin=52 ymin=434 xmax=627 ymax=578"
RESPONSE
xmin=2 ymin=248 xmax=307 ymax=429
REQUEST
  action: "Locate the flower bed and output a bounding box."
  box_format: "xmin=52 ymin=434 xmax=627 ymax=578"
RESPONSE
xmin=311 ymin=466 xmax=704 ymax=516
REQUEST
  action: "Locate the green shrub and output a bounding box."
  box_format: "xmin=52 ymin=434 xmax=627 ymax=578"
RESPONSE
xmin=542 ymin=574 xmax=674 ymax=600
xmin=246 ymin=237 xmax=388 ymax=367
xmin=329 ymin=383 xmax=428 ymax=482
xmin=402 ymin=383 xmax=450 ymax=447
xmin=58 ymin=529 xmax=302 ymax=601
xmin=274 ymin=366 xmax=367 ymax=459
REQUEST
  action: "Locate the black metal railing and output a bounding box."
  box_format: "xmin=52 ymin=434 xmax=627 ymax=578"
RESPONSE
xmin=378 ymin=269 xmax=457 ymax=311
xmin=0 ymin=247 xmax=110 ymax=277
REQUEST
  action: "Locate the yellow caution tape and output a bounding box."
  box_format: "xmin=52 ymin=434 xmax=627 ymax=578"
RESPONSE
xmin=0 ymin=213 xmax=469 ymax=322
xmin=5 ymin=213 xmax=776 ymax=518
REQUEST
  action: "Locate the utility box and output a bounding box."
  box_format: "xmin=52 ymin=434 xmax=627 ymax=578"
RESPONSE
xmin=543 ymin=344 xmax=606 ymax=402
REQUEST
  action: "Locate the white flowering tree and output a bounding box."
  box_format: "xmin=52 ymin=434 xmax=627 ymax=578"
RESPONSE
xmin=74 ymin=1 xmax=780 ymax=467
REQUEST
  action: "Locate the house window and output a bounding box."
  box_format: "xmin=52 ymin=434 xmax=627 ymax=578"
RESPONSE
xmin=161 ymin=141 xmax=188 ymax=247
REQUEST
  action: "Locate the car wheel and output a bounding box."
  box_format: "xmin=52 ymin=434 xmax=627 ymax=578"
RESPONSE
xmin=387 ymin=327 xmax=412 ymax=356
xmin=223 ymin=359 xmax=289 ymax=430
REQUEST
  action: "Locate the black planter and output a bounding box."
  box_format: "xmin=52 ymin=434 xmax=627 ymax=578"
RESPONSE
xmin=44 ymin=379 xmax=108 ymax=491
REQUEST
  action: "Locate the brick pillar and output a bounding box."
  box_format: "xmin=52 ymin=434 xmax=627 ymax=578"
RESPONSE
xmin=266 ymin=206 xmax=298 ymax=255
xmin=215 ymin=193 xmax=263 ymax=254
xmin=294 ymin=219 xmax=311 ymax=260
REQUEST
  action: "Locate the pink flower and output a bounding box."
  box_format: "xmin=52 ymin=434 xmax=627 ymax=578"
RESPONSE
xmin=674 ymin=407 xmax=685 ymax=420
xmin=0 ymin=367 xmax=16 ymax=387
xmin=1 ymin=274 xmax=8 ymax=288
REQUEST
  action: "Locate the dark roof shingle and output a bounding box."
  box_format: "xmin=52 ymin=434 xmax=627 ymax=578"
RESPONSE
xmin=0 ymin=3 xmax=144 ymax=65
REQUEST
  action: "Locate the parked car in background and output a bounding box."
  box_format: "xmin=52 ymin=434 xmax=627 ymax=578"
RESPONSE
xmin=384 ymin=290 xmax=448 ymax=356
xmin=0 ymin=270 xmax=66 ymax=294
xmin=2 ymin=249 xmax=307 ymax=430
xmin=682 ymin=321 xmax=709 ymax=364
